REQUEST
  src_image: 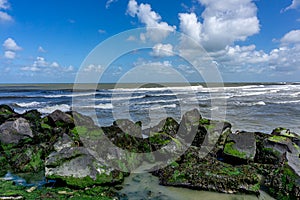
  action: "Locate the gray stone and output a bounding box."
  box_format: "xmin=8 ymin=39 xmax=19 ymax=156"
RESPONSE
xmin=286 ymin=152 xmax=300 ymax=177
xmin=45 ymin=147 xmax=112 ymax=180
xmin=53 ymin=134 xmax=74 ymax=152
xmin=224 ymin=132 xmax=256 ymax=161
xmin=0 ymin=117 xmax=33 ymax=144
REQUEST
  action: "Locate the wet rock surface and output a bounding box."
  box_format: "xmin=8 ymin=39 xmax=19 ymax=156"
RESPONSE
xmin=0 ymin=104 xmax=299 ymax=199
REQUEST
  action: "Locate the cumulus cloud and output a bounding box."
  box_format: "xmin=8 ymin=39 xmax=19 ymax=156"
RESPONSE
xmin=22 ymin=57 xmax=74 ymax=73
xmin=126 ymin=0 xmax=176 ymax=42
xmin=179 ymin=0 xmax=260 ymax=51
xmin=151 ymin=43 xmax=174 ymax=57
xmin=0 ymin=11 xmax=12 ymax=22
xmin=38 ymin=46 xmax=46 ymax=53
xmin=283 ymin=0 xmax=300 ymax=12
xmin=0 ymin=0 xmax=12 ymax=23
xmin=33 ymin=56 xmax=48 ymax=67
xmin=4 ymin=50 xmax=15 ymax=59
xmin=3 ymin=38 xmax=22 ymax=51
xmin=0 ymin=0 xmax=9 ymax=9
xmin=179 ymin=13 xmax=202 ymax=43
xmin=83 ymin=64 xmax=104 ymax=73
xmin=106 ymin=0 xmax=118 ymax=9
xmin=281 ymin=30 xmax=300 ymax=44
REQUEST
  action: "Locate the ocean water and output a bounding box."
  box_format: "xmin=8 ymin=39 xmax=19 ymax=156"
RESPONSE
xmin=1 ymin=82 xmax=299 ymax=134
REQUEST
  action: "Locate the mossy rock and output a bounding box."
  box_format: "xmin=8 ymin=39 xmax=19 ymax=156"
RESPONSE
xmin=0 ymin=179 xmax=116 ymax=199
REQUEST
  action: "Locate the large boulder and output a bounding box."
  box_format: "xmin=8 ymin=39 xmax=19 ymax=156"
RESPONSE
xmin=47 ymin=110 xmax=74 ymax=128
xmin=0 ymin=105 xmax=18 ymax=124
xmin=223 ymin=132 xmax=256 ymax=162
xmin=45 ymin=146 xmax=124 ymax=189
xmin=153 ymin=147 xmax=261 ymax=195
xmin=0 ymin=117 xmax=33 ymax=144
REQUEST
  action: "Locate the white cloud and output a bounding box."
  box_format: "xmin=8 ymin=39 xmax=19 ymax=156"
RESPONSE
xmin=64 ymin=65 xmax=74 ymax=72
xmin=38 ymin=46 xmax=46 ymax=53
xmin=98 ymin=29 xmax=106 ymax=34
xmin=4 ymin=50 xmax=15 ymax=59
xmin=106 ymin=0 xmax=118 ymax=9
xmin=0 ymin=0 xmax=12 ymax=23
xmin=179 ymin=13 xmax=202 ymax=43
xmin=0 ymin=10 xmax=12 ymax=22
xmin=283 ymin=0 xmax=300 ymax=12
xmin=127 ymin=0 xmax=176 ymax=42
xmin=0 ymin=0 xmax=9 ymax=9
xmin=126 ymin=35 xmax=136 ymax=41
xmin=151 ymin=43 xmax=174 ymax=57
xmin=281 ymin=30 xmax=300 ymax=44
xmin=179 ymin=0 xmax=260 ymax=51
xmin=22 ymin=57 xmax=74 ymax=73
xmin=50 ymin=62 xmax=59 ymax=68
xmin=21 ymin=66 xmax=41 ymax=72
xmin=33 ymin=56 xmax=48 ymax=67
xmin=3 ymin=38 xmax=22 ymax=51
xmin=83 ymin=64 xmax=104 ymax=73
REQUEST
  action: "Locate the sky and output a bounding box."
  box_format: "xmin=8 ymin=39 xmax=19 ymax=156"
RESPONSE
xmin=0 ymin=0 xmax=300 ymax=83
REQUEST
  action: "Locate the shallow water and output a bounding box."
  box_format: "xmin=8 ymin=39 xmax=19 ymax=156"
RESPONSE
xmin=118 ymin=173 xmax=275 ymax=200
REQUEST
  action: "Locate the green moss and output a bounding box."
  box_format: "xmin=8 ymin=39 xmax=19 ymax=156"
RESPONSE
xmin=262 ymin=147 xmax=281 ymax=158
xmin=0 ymin=179 xmax=114 ymax=200
xmin=249 ymin=183 xmax=260 ymax=192
xmin=224 ymin=142 xmax=247 ymax=159
xmin=268 ymin=135 xmax=289 ymax=143
xmin=170 ymin=161 xmax=179 ymax=168
xmin=23 ymin=149 xmax=44 ymax=172
xmin=169 ymin=170 xmax=186 ymax=183
xmin=41 ymin=123 xmax=52 ymax=130
xmin=219 ymin=167 xmax=241 ymax=176
xmin=199 ymin=118 xmax=210 ymax=125
xmin=149 ymin=133 xmax=171 ymax=145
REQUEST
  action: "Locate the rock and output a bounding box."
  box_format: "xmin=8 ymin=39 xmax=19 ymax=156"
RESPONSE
xmin=53 ymin=134 xmax=74 ymax=152
xmin=153 ymin=147 xmax=261 ymax=195
xmin=113 ymin=119 xmax=142 ymax=138
xmin=263 ymin=134 xmax=299 ymax=157
xmin=177 ymin=109 xmax=201 ymax=144
xmin=271 ymin=127 xmax=298 ymax=138
xmin=70 ymin=111 xmax=95 ymax=127
xmin=286 ymin=152 xmax=300 ymax=177
xmin=45 ymin=146 xmax=124 ymax=188
xmin=0 ymin=105 xmax=18 ymax=125
xmin=47 ymin=110 xmax=74 ymax=128
xmin=0 ymin=118 xmax=33 ymax=144
xmin=223 ymin=132 xmax=256 ymax=162
xmin=143 ymin=117 xmax=179 ymax=138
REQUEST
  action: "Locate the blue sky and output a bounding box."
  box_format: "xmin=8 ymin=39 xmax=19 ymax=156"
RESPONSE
xmin=0 ymin=0 xmax=300 ymax=83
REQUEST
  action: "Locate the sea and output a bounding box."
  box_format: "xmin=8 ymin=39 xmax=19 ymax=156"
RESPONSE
xmin=1 ymin=82 xmax=299 ymax=134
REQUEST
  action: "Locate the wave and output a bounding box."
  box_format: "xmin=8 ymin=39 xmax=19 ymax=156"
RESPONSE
xmin=273 ymin=100 xmax=300 ymax=104
xmin=135 ymin=99 xmax=180 ymax=105
xmin=234 ymin=101 xmax=266 ymax=106
xmin=79 ymin=103 xmax=114 ymax=109
xmin=44 ymin=92 xmax=97 ymax=98
xmin=38 ymin=104 xmax=71 ymax=114
xmin=15 ymin=101 xmax=41 ymax=108
xmin=150 ymin=104 xmax=177 ymax=110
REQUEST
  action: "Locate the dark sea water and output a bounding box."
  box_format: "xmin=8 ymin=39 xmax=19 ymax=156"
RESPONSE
xmin=1 ymin=82 xmax=299 ymax=134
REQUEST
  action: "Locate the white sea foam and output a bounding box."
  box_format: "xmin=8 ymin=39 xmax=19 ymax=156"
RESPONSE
xmin=44 ymin=92 xmax=97 ymax=98
xmin=38 ymin=104 xmax=71 ymax=114
xmin=15 ymin=101 xmax=41 ymax=107
xmin=274 ymin=100 xmax=300 ymax=104
xmin=150 ymin=104 xmax=177 ymax=110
